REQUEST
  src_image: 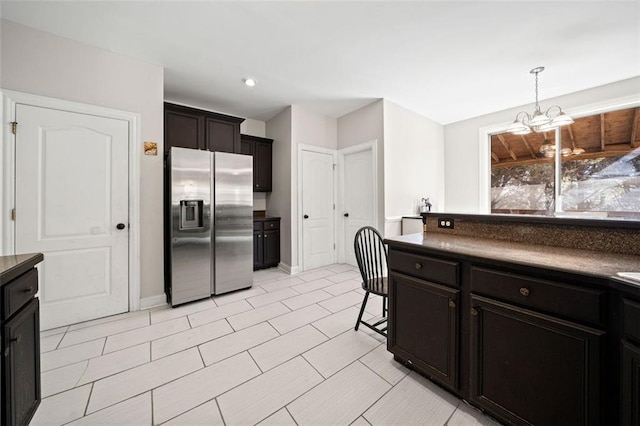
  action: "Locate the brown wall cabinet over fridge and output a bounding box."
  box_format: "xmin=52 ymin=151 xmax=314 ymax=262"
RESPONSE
xmin=241 ymin=134 xmax=273 ymax=192
xmin=164 ymin=103 xmax=244 ymax=154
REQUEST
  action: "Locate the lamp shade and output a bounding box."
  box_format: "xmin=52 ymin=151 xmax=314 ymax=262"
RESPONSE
xmin=529 ymin=111 xmax=551 ymax=126
xmin=507 ymin=120 xmax=530 ymax=134
xmin=550 ymin=111 xmax=574 ymax=126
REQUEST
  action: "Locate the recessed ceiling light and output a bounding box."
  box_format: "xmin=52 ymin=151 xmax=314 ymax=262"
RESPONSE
xmin=242 ymin=77 xmax=257 ymax=87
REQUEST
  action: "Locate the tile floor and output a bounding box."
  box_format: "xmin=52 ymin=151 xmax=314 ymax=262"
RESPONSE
xmin=31 ymin=264 xmax=500 ymax=426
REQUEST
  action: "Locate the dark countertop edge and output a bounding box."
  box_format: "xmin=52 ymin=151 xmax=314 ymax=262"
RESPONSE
xmin=420 ymin=212 xmax=640 ymax=230
xmin=0 ymin=253 xmax=44 ymax=284
xmin=401 ymin=216 xmax=422 ymax=219
xmin=253 ymin=216 xmax=281 ymax=221
xmin=385 ymin=234 xmax=640 ymax=295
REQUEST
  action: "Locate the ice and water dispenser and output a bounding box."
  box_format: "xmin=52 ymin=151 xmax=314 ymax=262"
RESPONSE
xmin=179 ymin=200 xmax=204 ymax=230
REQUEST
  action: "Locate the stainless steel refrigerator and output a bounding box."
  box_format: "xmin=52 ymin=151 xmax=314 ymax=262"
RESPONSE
xmin=167 ymin=147 xmax=253 ymax=306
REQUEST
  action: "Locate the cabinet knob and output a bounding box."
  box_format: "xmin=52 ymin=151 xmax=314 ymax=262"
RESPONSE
xmin=264 ymin=235 xmax=267 ymax=239
xmin=519 ymin=287 xmax=530 ymax=297
xmin=23 ymin=286 xmax=34 ymax=294
xmin=448 ymin=300 xmax=456 ymax=309
xmin=406 ymin=359 xmax=413 ymax=366
xmin=258 ymin=235 xmax=262 ymax=238
xmin=471 ymin=308 xmax=479 ymax=316
xmin=415 ymin=263 xmax=422 ymax=270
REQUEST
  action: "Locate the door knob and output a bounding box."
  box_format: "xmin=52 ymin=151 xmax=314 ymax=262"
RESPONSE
xmin=116 ymin=223 xmax=126 ymax=230
xmin=303 ymin=215 xmax=309 ymax=219
xmin=344 ymin=213 xmax=349 ymax=217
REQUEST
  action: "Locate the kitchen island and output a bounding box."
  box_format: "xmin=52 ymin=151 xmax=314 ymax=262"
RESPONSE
xmin=385 ymin=214 xmax=639 ymax=426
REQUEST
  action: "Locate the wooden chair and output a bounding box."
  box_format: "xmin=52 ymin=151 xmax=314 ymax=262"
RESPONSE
xmin=353 ymin=226 xmax=388 ymax=337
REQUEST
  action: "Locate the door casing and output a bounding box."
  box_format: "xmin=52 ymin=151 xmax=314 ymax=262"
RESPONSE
xmin=0 ymin=89 xmax=141 ymax=312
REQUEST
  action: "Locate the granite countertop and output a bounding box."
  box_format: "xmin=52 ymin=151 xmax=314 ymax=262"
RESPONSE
xmin=385 ymin=233 xmax=640 ymax=286
xmin=0 ymin=253 xmax=44 ymax=284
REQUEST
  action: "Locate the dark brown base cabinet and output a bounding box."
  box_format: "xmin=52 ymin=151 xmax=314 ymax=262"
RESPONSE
xmin=388 ymin=272 xmax=459 ymax=391
xmin=470 ymin=295 xmax=603 ymax=425
xmin=1 ymin=254 xmax=43 ymax=426
xmin=622 ymin=297 xmax=640 ymax=425
xmin=386 ymin=242 xmax=637 ymax=426
xmin=254 ymin=218 xmax=280 ymax=270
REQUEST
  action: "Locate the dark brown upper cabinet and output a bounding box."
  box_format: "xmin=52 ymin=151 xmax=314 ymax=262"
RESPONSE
xmin=164 ymin=103 xmax=244 ymax=154
xmin=240 ymin=134 xmax=273 ymax=192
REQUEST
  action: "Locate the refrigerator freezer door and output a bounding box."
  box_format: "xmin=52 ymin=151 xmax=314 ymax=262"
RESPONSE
xmin=213 ymin=152 xmax=253 ymax=294
xmin=169 ymin=148 xmax=212 ymax=306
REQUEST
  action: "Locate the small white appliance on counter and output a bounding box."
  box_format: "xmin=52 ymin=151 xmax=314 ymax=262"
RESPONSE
xmin=167 ymin=147 xmax=253 ymax=306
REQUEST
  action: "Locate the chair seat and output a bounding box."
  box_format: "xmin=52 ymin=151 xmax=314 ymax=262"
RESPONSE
xmin=362 ymin=277 xmax=388 ymax=297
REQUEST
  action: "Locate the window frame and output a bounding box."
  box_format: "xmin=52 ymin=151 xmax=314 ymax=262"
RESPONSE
xmin=479 ymin=94 xmax=640 ymax=214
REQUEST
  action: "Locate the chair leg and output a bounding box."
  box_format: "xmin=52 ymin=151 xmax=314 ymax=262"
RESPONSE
xmin=382 ymin=296 xmax=387 ymax=317
xmin=355 ymin=291 xmax=370 ymax=331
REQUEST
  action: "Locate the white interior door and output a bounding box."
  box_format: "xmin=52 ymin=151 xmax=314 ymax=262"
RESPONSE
xmin=342 ymin=148 xmax=375 ymax=265
xmin=15 ymin=104 xmax=129 ymax=330
xmin=301 ymin=150 xmax=335 ymax=270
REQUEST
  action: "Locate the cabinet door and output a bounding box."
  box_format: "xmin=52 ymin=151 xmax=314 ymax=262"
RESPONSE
xmin=254 ymin=142 xmax=272 ymax=192
xmin=164 ymin=108 xmax=204 ymax=153
xmin=470 ymin=295 xmax=603 ymax=426
xmin=388 ymin=272 xmax=459 ymax=390
xmin=3 ymin=298 xmax=40 ymax=426
xmin=240 ymin=139 xmax=254 ymax=156
xmin=621 ymin=340 xmax=640 ymax=425
xmin=263 ymin=229 xmax=280 ymax=267
xmin=253 ymin=229 xmax=264 ymax=270
xmin=206 ymin=118 xmax=239 ymax=153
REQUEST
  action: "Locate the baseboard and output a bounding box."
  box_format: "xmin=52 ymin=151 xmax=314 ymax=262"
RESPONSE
xmin=278 ymin=262 xmax=299 ymax=275
xmin=139 ymin=294 xmax=168 ymax=310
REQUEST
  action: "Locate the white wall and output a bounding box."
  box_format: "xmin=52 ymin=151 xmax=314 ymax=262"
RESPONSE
xmin=294 ymin=107 xmax=338 ymax=150
xmin=383 ymin=100 xmax=445 ymax=236
xmin=444 ymin=76 xmax=640 ymax=213
xmin=0 ymin=20 xmax=165 ymax=299
xmin=240 ymin=118 xmax=266 ymax=138
xmin=265 ymin=107 xmax=293 ymax=269
xmin=337 ymin=100 xmax=385 ymax=233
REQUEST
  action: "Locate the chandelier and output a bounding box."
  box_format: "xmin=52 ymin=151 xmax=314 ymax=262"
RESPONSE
xmin=507 ymin=67 xmax=574 ymax=135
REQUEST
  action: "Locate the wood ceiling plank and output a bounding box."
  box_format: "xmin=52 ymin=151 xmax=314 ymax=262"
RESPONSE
xmin=630 ymin=107 xmax=639 ymax=148
xmin=600 ymin=113 xmax=606 ymax=151
xmin=491 ymin=151 xmax=500 ymax=162
xmin=519 ymin=135 xmax=537 ymax=159
xmin=497 ymin=134 xmax=517 ymax=161
xmin=567 ymin=125 xmax=577 ymax=149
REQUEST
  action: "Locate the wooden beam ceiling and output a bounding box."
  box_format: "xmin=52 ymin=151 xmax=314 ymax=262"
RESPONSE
xmin=491 ymin=151 xmax=500 ymax=162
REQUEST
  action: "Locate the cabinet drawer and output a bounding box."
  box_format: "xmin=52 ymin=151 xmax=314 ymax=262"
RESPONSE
xmin=3 ymin=269 xmax=38 ymax=320
xmin=264 ymin=220 xmax=279 ymax=230
xmin=253 ymin=221 xmax=263 ymax=231
xmin=471 ymin=266 xmax=604 ymax=325
xmin=388 ymin=250 xmax=458 ymax=287
xmin=623 ymin=298 xmax=640 ymax=344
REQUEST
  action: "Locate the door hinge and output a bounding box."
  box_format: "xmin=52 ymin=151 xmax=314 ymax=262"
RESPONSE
xmin=333 ymin=203 xmax=335 ymax=210
xmin=11 ymin=122 xmax=17 ymax=135
xmin=333 ymin=243 xmax=335 ymax=250
xmin=10 ymin=209 xmax=16 ymax=221
xmin=333 ymin=164 xmax=337 ymax=170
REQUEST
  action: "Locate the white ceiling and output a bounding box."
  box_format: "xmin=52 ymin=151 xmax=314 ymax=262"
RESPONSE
xmin=1 ymin=1 xmax=639 ymax=124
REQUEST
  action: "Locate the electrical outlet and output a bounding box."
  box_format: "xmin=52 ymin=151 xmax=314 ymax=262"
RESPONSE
xmin=437 ymin=218 xmax=455 ymax=229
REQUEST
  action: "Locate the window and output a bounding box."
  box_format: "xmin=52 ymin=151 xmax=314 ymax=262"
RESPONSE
xmin=490 ymin=107 xmax=640 ymax=219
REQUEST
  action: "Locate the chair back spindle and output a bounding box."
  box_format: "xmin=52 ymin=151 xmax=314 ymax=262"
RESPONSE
xmin=354 ymin=226 xmax=387 ymax=294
